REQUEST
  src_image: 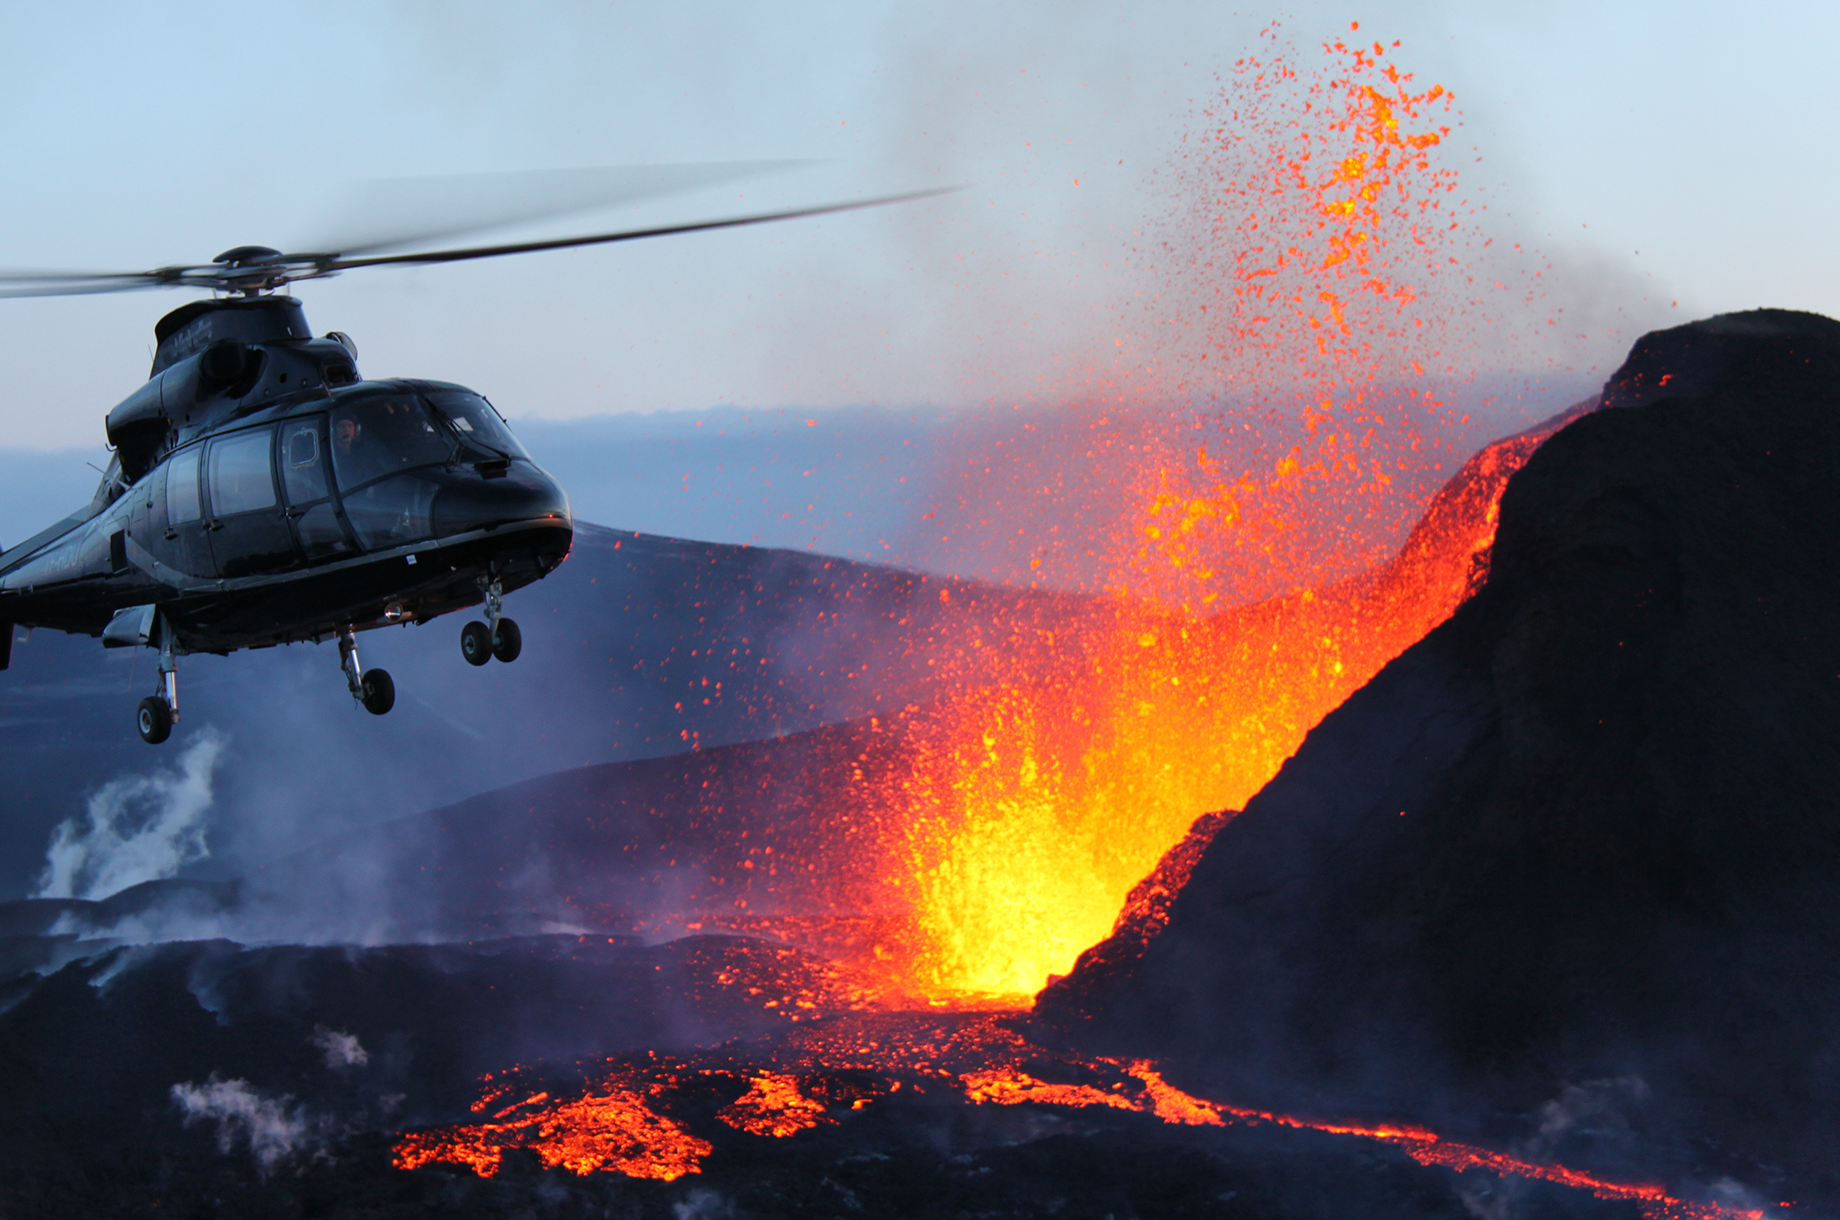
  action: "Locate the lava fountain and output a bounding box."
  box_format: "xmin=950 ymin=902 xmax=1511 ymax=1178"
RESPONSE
xmin=879 ymin=25 xmax=1507 ymax=998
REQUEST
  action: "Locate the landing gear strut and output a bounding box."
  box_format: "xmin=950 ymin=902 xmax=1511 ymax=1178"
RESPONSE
xmin=137 ymin=614 xmax=178 ymax=745
xmin=338 ymin=625 xmax=394 ymax=715
xmin=460 ymin=574 xmax=521 ymax=666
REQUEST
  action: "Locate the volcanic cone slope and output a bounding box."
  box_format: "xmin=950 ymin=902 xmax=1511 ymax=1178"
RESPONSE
xmin=1040 ymin=309 xmax=1840 ymax=1175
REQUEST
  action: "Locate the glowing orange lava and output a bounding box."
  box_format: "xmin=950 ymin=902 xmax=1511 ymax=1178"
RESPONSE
xmin=964 ymin=1058 xmax=1764 ymax=1220
xmin=863 ymin=26 xmax=1496 ymax=998
xmin=395 ymin=1015 xmax=1767 ymax=1219
xmin=550 ymin=28 xmax=1563 ymax=1007
xmin=715 ymin=1071 xmax=834 ymax=1137
xmin=878 ymin=402 xmax=1557 ymax=997
xmin=392 ymin=1073 xmax=711 ymax=1180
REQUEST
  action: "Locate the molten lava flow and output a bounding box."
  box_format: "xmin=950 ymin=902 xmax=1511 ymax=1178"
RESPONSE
xmin=397 ymin=1014 xmax=1767 ymax=1219
xmin=964 ymin=1059 xmax=1764 ymax=1220
xmin=392 ymin=1073 xmax=712 ymax=1180
xmin=715 ymin=1071 xmax=833 ymax=1137
xmin=959 ymin=1065 xmax=1139 ymax=1113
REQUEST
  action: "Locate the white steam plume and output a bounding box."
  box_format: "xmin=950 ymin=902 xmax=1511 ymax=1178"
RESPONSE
xmin=310 ymin=1026 xmax=369 ymax=1070
xmin=33 ymin=730 xmax=226 ymax=900
xmin=171 ymin=1075 xmax=322 ymax=1171
xmin=673 ymin=1189 xmax=739 ymax=1220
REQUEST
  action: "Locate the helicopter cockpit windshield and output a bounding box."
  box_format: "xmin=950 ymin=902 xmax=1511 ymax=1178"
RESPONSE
xmin=425 ymin=390 xmax=529 ymax=461
xmin=328 ymin=395 xmax=456 ymax=490
xmin=322 ymin=387 xmax=557 ymax=553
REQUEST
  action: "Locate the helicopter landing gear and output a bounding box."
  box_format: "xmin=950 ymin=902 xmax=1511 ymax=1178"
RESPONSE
xmin=460 ymin=620 xmax=491 ymax=666
xmin=460 ymin=575 xmax=521 ymax=665
xmin=137 ymin=616 xmax=179 ymax=745
xmin=338 ymin=626 xmax=394 ymax=715
xmin=491 ymin=617 xmax=521 ymax=663
xmin=137 ymin=696 xmax=172 ymax=744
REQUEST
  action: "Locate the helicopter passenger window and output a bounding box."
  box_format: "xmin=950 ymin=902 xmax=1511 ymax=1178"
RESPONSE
xmin=424 ymin=391 xmax=529 ymax=460
xmin=328 ymin=396 xmax=455 ymax=490
xmin=166 ymin=446 xmax=202 ymax=525
xmin=280 ymin=418 xmax=330 ymax=504
xmin=207 ymin=428 xmax=277 ymax=517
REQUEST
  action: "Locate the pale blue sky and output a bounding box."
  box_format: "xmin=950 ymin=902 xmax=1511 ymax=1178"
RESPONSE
xmin=0 ymin=0 xmax=1831 ymax=453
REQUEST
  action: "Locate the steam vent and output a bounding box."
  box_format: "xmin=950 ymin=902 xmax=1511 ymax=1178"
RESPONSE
xmin=3 ymin=310 xmax=1838 ymax=1218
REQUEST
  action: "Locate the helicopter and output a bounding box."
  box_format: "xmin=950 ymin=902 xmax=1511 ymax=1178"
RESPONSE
xmin=0 ymin=178 xmax=941 ymax=744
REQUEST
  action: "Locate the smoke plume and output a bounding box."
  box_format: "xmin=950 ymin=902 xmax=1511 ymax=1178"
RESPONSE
xmin=171 ymin=1075 xmax=324 ymax=1171
xmin=33 ymin=730 xmax=225 ymax=900
xmin=310 ymin=1026 xmax=370 ymax=1071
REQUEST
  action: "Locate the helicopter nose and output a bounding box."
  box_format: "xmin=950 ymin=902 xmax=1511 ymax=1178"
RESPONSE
xmin=431 ymin=462 xmax=572 ymax=539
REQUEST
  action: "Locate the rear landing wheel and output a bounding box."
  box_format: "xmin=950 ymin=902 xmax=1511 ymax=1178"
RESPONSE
xmin=360 ymin=668 xmax=395 ymax=715
xmin=460 ymin=620 xmax=492 ymax=666
xmin=491 ymin=617 xmax=522 ymax=663
xmin=137 ymin=696 xmax=173 ymax=745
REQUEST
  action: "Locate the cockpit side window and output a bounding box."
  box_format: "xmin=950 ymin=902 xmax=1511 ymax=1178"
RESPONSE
xmin=207 ymin=428 xmax=277 ymax=517
xmin=280 ymin=417 xmax=330 ymax=505
xmin=166 ymin=446 xmax=202 ymax=524
xmin=327 ymin=395 xmax=455 ymax=491
xmin=424 ymin=391 xmax=529 ymax=461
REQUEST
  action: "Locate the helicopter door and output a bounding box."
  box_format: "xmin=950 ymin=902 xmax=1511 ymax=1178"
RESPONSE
xmin=203 ymin=426 xmax=297 ymax=578
xmin=277 ymin=416 xmax=356 ymax=563
xmin=160 ymin=444 xmax=214 ymax=577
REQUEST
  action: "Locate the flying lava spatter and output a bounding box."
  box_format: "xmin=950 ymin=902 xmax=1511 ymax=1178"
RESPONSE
xmin=880 ymin=24 xmax=1500 ymax=998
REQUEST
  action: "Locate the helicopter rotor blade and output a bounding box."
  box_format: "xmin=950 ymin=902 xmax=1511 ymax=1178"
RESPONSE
xmin=0 ymin=185 xmax=959 ymax=298
xmin=0 ymin=269 xmax=201 ymax=298
xmin=306 ymin=160 xmax=813 ymax=258
xmin=320 ymin=187 xmax=958 ymax=273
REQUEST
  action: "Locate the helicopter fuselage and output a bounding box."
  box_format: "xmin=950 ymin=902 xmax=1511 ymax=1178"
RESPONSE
xmin=0 ymin=296 xmax=571 ymax=664
xmin=0 ymin=179 xmax=937 ymax=740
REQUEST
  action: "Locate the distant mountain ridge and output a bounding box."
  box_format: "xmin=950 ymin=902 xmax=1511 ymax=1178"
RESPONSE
xmin=0 ymin=520 xmax=1095 ymax=897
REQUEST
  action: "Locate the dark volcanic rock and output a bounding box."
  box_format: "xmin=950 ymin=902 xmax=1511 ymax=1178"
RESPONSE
xmin=0 ymin=931 xmax=856 ymax=1175
xmin=1039 ymin=310 xmax=1840 ymax=1188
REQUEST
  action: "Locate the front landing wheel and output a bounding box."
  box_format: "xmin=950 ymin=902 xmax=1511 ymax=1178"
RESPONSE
xmin=491 ymin=618 xmax=522 ymax=663
xmin=137 ymin=696 xmax=173 ymax=745
xmin=460 ymin=620 xmax=492 ymax=666
xmin=361 ymin=668 xmax=395 ymax=715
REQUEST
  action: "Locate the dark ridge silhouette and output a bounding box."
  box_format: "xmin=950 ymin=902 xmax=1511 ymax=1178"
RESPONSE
xmin=1038 ymin=310 xmax=1840 ymax=1194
